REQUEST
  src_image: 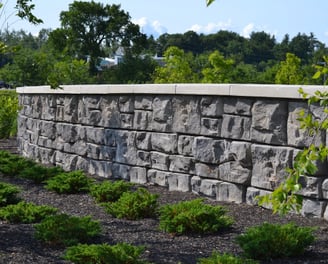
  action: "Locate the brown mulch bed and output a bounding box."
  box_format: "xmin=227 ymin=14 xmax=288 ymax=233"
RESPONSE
xmin=0 ymin=138 xmax=328 ymax=264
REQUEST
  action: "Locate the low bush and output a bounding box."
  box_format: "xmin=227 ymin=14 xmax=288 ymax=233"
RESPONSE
xmin=90 ymin=180 xmax=134 ymax=203
xmin=105 ymin=188 xmax=159 ymax=220
xmin=0 ymin=181 xmax=21 ymax=206
xmin=0 ymin=150 xmax=36 ymax=177
xmin=64 ymin=243 xmax=149 ymax=264
xmin=236 ymin=222 xmax=316 ymax=260
xmin=45 ymin=170 xmax=94 ymax=194
xmin=34 ymin=213 xmax=101 ymax=247
xmin=19 ymin=164 xmax=64 ymax=184
xmin=197 ymin=252 xmax=258 ymax=264
xmin=0 ymin=201 xmax=58 ymax=223
xmin=159 ymin=198 xmax=233 ymax=235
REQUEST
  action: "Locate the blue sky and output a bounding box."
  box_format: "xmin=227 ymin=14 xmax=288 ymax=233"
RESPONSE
xmin=4 ymin=0 xmax=328 ymax=44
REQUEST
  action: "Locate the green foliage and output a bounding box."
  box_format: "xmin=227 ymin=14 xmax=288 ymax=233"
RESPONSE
xmin=197 ymin=252 xmax=258 ymax=264
xmin=159 ymin=198 xmax=233 ymax=235
xmin=257 ymin=87 xmax=328 ymax=215
xmin=0 ymin=150 xmax=36 ymax=176
xmin=64 ymin=243 xmax=149 ymax=264
xmin=236 ymin=222 xmax=316 ymax=260
xmin=45 ymin=170 xmax=94 ymax=194
xmin=0 ymin=181 xmax=21 ymax=206
xmin=0 ymin=201 xmax=57 ymax=223
xmin=90 ymin=180 xmax=134 ymax=203
xmin=15 ymin=0 xmax=43 ymax=25
xmin=206 ymin=0 xmax=215 ymax=6
xmin=275 ymin=53 xmax=304 ymax=84
xmin=34 ymin=214 xmax=101 ymax=247
xmin=19 ymin=165 xmax=64 ymax=184
xmin=0 ymin=90 xmax=20 ymax=139
xmin=105 ymin=188 xmax=159 ymax=220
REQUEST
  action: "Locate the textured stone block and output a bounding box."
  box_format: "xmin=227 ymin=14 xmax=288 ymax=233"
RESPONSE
xmin=172 ymin=96 xmax=201 ymax=134
xmin=120 ymin=113 xmax=133 ymax=129
xmin=251 ymin=144 xmax=294 ymax=190
xmin=301 ymin=199 xmax=325 ymax=218
xmin=200 ymin=96 xmax=223 ymax=117
xmin=119 ymin=96 xmax=134 ymax=113
xmin=191 ymin=176 xmax=221 ymax=198
xmin=134 ymin=95 xmax=153 ymax=110
xmin=135 ymin=132 xmax=151 ymax=150
xmin=150 ymin=151 xmax=170 ymax=171
xmin=193 ymin=137 xmax=228 ymax=164
xmin=251 ymin=100 xmax=288 ymax=144
xmin=219 ymin=162 xmax=251 ymax=184
xmin=169 ymin=155 xmax=194 ymax=174
xmin=221 ymin=115 xmax=251 ymax=140
xmin=134 ymin=110 xmax=152 ymax=130
xmin=200 ymin=118 xmax=221 ymax=137
xmin=86 ymin=127 xmax=105 ymax=145
xmin=99 ymin=96 xmax=121 ymax=128
xmin=114 ymin=130 xmax=137 ymax=164
xmin=246 ymin=187 xmax=272 ymax=208
xmin=112 ymin=163 xmax=131 ymax=180
xmin=297 ymin=176 xmax=322 ymax=198
xmin=130 ymin=167 xmax=147 ymax=184
xmin=224 ymin=97 xmax=253 ymax=116
xmin=147 ymin=169 xmax=169 ymax=187
xmin=137 ymin=150 xmax=151 ymax=167
xmin=151 ymin=133 xmax=178 ymax=154
xmin=195 ymin=163 xmax=219 ymax=179
xmin=152 ymin=96 xmax=172 ymax=132
xmin=89 ymin=160 xmax=112 ymax=178
xmin=217 ymin=182 xmax=244 ymax=203
xmin=322 ymin=179 xmax=328 ymax=199
xmin=167 ymin=173 xmax=191 ymax=192
xmin=178 ymin=135 xmax=194 ymax=156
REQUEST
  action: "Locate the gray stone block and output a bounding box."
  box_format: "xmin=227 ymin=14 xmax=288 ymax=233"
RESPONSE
xmin=119 ymin=96 xmax=134 ymax=113
xmin=114 ymin=130 xmax=137 ymax=164
xmin=191 ymin=176 xmax=221 ymax=198
xmin=219 ymin=162 xmax=251 ymax=184
xmin=251 ymin=100 xmax=288 ymax=145
xmin=200 ymin=118 xmax=221 ymax=137
xmin=297 ymin=176 xmax=323 ymax=198
xmin=120 ymin=113 xmax=133 ymax=129
xmin=134 ymin=110 xmax=152 ymax=130
xmin=301 ymin=199 xmax=325 ymax=218
xmin=221 ymin=114 xmax=251 ymax=140
xmin=224 ymin=97 xmax=253 ymax=116
xmin=150 ymin=151 xmax=170 ymax=171
xmin=246 ymin=187 xmax=272 ymax=208
xmin=147 ymin=169 xmax=169 ymax=187
xmin=130 ymin=167 xmax=148 ymax=184
xmin=193 ymin=137 xmax=229 ymax=164
xmin=151 ymin=133 xmax=178 ymax=154
xmin=178 ymin=135 xmax=194 ymax=156
xmin=167 ymin=173 xmax=191 ymax=192
xmin=217 ymin=182 xmax=244 ymax=203
xmin=169 ymin=155 xmax=194 ymax=174
xmin=135 ymin=95 xmax=153 ymax=110
xmin=137 ymin=150 xmax=151 ymax=167
xmin=152 ymin=96 xmax=172 ymax=132
xmin=195 ymin=163 xmax=219 ymax=179
xmin=135 ymin=132 xmax=151 ymax=150
xmin=251 ymin=144 xmax=294 ymax=190
xmin=112 ymin=163 xmax=131 ymax=180
xmin=322 ymin=179 xmax=328 ymax=199
xmin=200 ymin=96 xmax=223 ymax=117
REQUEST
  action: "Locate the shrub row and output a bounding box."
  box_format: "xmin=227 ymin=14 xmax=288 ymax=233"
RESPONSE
xmin=0 ymin=150 xmax=317 ymax=263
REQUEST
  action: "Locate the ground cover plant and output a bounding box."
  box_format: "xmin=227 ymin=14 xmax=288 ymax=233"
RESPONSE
xmin=159 ymin=198 xmax=233 ymax=235
xmin=64 ymin=243 xmax=149 ymax=264
xmin=0 ymin=90 xmax=19 ymax=139
xmin=0 ymin=201 xmax=58 ymax=223
xmin=0 ymin=181 xmax=21 ymax=206
xmin=104 ymin=187 xmax=159 ymax=220
xmin=90 ymin=179 xmax=134 ymax=203
xmin=0 ymin=150 xmax=36 ymax=176
xmin=19 ymin=164 xmax=64 ymax=184
xmin=34 ymin=213 xmax=102 ymax=247
xmin=197 ymin=252 xmax=258 ymax=264
xmin=236 ymin=222 xmax=316 ymax=260
xmin=45 ymin=170 xmax=94 ymax=194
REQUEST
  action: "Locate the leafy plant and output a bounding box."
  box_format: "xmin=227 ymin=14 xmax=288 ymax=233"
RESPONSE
xmin=34 ymin=214 xmax=101 ymax=247
xmin=0 ymin=90 xmax=20 ymax=139
xmin=197 ymin=252 xmax=258 ymax=264
xmin=105 ymin=188 xmax=159 ymax=220
xmin=19 ymin=164 xmax=64 ymax=184
xmin=0 ymin=150 xmax=36 ymax=177
xmin=236 ymin=222 xmax=316 ymax=260
xmin=257 ymin=87 xmax=328 ymax=214
xmin=0 ymin=201 xmax=57 ymax=223
xmin=159 ymin=198 xmax=233 ymax=235
xmin=64 ymin=243 xmax=149 ymax=264
xmin=90 ymin=180 xmax=134 ymax=203
xmin=45 ymin=170 xmax=94 ymax=194
xmin=0 ymin=181 xmax=21 ymax=206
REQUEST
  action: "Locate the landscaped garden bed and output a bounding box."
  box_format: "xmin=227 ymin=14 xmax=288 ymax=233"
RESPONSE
xmin=0 ymin=139 xmax=328 ymax=264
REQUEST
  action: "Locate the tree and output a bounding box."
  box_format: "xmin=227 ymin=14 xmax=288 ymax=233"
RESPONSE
xmin=153 ymin=46 xmax=198 ymax=83
xmin=202 ymin=50 xmax=234 ymax=83
xmin=275 ymin=53 xmax=304 ymax=84
xmin=15 ymin=0 xmax=43 ymax=25
xmin=55 ymin=1 xmax=146 ymax=74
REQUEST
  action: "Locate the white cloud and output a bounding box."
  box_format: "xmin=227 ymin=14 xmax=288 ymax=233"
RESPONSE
xmin=189 ymin=20 xmax=232 ymax=34
xmin=133 ymin=17 xmax=167 ymax=38
xmin=242 ymin=23 xmax=254 ymax=38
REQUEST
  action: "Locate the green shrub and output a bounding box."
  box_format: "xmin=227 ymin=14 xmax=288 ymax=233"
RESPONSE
xmin=0 ymin=90 xmax=19 ymax=139
xmin=34 ymin=214 xmax=101 ymax=247
xmin=0 ymin=181 xmax=21 ymax=206
xmin=45 ymin=170 xmax=94 ymax=194
xmin=105 ymin=188 xmax=159 ymax=220
xmin=64 ymin=243 xmax=149 ymax=264
xmin=236 ymin=222 xmax=316 ymax=260
xmin=0 ymin=150 xmax=36 ymax=177
xmin=197 ymin=252 xmax=258 ymax=264
xmin=0 ymin=201 xmax=58 ymax=223
xmin=19 ymin=164 xmax=64 ymax=184
xmin=159 ymin=198 xmax=233 ymax=235
xmin=90 ymin=180 xmax=134 ymax=203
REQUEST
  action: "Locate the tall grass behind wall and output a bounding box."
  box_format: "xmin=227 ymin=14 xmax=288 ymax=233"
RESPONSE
xmin=0 ymin=90 xmax=19 ymax=138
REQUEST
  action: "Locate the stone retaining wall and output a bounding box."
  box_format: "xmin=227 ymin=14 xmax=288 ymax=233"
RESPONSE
xmin=16 ymin=84 xmax=328 ymax=219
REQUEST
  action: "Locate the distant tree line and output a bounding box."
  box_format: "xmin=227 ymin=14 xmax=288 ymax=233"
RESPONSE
xmin=0 ymin=1 xmax=327 ymax=87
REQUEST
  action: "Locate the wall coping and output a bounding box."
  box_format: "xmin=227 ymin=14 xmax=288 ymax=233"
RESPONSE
xmin=16 ymin=83 xmax=328 ymax=99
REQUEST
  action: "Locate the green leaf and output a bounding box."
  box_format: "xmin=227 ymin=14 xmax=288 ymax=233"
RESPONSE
xmin=206 ymin=0 xmax=215 ymax=6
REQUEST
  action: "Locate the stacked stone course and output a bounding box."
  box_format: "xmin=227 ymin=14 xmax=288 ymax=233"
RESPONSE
xmin=17 ymin=85 xmax=328 ymax=219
